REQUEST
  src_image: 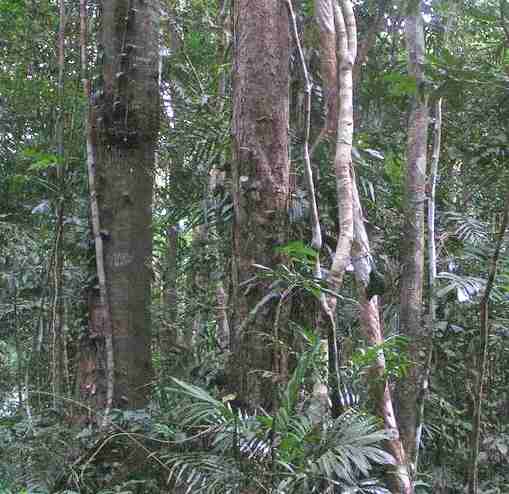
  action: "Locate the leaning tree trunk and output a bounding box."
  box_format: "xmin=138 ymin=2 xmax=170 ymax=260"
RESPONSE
xmin=87 ymin=0 xmax=160 ymax=409
xmin=230 ymin=0 xmax=291 ymax=411
xmin=351 ymin=177 xmax=412 ymax=493
xmin=397 ymin=0 xmax=429 ymax=481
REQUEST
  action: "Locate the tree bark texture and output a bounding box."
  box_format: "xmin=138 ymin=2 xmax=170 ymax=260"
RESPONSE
xmin=92 ymin=0 xmax=160 ymax=409
xmin=315 ymin=0 xmax=338 ymax=139
xmin=397 ymin=1 xmax=429 ymax=479
xmin=230 ymin=0 xmax=290 ymax=411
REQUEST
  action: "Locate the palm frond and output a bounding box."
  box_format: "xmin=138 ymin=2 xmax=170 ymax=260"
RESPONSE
xmin=443 ymin=211 xmax=489 ymax=244
xmin=436 ymin=272 xmax=485 ymax=302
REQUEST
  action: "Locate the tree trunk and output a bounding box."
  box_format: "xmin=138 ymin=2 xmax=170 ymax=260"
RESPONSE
xmin=310 ymin=0 xmax=355 ymax=415
xmin=468 ymin=190 xmax=509 ymax=494
xmin=397 ymin=0 xmax=429 ymax=480
xmin=87 ymin=0 xmax=160 ymax=409
xmin=230 ymin=0 xmax=291 ymax=411
xmin=321 ymin=0 xmax=356 ymax=415
xmin=352 ymin=177 xmax=412 ymax=492
xmin=413 ymin=97 xmax=442 ymax=475
xmin=315 ymin=0 xmax=338 ymax=140
xmin=163 ymin=225 xmax=179 ymax=355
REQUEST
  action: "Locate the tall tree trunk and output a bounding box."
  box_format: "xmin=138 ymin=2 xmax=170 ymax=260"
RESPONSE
xmin=84 ymin=0 xmax=160 ymax=410
xmin=321 ymin=0 xmax=356 ymax=415
xmin=468 ymin=190 xmax=509 ymax=494
xmin=397 ymin=0 xmax=429 ymax=480
xmin=230 ymin=0 xmax=291 ymax=411
xmin=413 ymin=97 xmax=442 ymax=475
xmin=49 ymin=0 xmax=67 ymax=412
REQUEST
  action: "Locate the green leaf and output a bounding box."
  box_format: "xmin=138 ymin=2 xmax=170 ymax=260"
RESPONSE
xmin=276 ymin=240 xmax=318 ymax=262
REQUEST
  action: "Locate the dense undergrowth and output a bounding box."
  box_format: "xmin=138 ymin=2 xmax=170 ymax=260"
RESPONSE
xmin=0 ymin=338 xmax=396 ymax=494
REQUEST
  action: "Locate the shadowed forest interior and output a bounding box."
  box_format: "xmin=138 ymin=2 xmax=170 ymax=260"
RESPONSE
xmin=1 ymin=0 xmax=509 ymax=493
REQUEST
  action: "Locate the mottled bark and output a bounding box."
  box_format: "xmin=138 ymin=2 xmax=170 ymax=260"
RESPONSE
xmin=84 ymin=0 xmax=160 ymax=409
xmin=397 ymin=1 xmax=429 ymax=479
xmin=230 ymin=0 xmax=290 ymax=411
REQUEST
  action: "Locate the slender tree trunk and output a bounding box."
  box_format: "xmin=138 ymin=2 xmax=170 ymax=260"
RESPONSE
xmin=468 ymin=190 xmax=509 ymax=494
xmin=215 ymin=0 xmax=230 ymax=113
xmin=51 ymin=0 xmax=67 ymax=411
xmin=230 ymin=0 xmax=291 ymax=411
xmin=12 ymin=281 xmax=23 ymax=408
xmin=215 ymin=282 xmax=229 ymax=350
xmin=163 ymin=225 xmax=179 ymax=355
xmin=51 ymin=212 xmax=64 ymax=409
xmin=352 ymin=177 xmax=412 ymax=493
xmin=413 ymin=97 xmax=442 ymax=474
xmin=321 ymin=0 xmax=356 ymax=415
xmin=309 ymin=0 xmax=355 ymax=414
xmin=397 ymin=0 xmax=429 ymax=480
